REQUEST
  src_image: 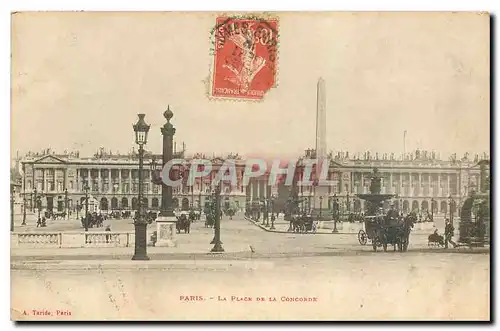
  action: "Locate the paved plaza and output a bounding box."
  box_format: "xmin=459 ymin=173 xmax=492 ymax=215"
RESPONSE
xmin=11 ymin=213 xmax=490 ymax=320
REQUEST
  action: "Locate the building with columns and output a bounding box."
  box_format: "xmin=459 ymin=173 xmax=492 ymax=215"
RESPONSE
xmin=19 ymin=148 xmax=488 ymax=217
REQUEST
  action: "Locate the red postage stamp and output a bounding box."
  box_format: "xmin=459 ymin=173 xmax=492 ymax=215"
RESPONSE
xmin=210 ymin=15 xmax=279 ymax=100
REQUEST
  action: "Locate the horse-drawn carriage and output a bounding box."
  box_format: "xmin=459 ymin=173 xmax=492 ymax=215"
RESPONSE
xmin=289 ymin=214 xmax=315 ymax=233
xmin=81 ymin=213 xmax=104 ymax=228
xmin=223 ymin=207 xmax=236 ymax=220
xmin=358 ymin=213 xmax=416 ymax=252
xmin=176 ymin=211 xmax=191 ymax=234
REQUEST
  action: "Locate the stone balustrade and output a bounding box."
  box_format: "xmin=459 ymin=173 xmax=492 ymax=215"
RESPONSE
xmin=11 ymin=231 xmax=141 ymax=248
xmin=16 ymin=232 xmax=62 ymax=247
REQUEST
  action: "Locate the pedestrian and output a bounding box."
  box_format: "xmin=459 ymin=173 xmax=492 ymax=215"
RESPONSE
xmin=105 ymin=225 xmax=111 ymax=243
xmin=444 ymin=219 xmax=457 ymax=248
xmin=36 ymin=216 xmax=41 ymax=228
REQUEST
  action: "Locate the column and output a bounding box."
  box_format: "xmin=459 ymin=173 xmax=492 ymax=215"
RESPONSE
xmin=389 ymin=172 xmax=393 ymax=195
xmin=118 ymin=169 xmax=122 ymax=193
xmin=250 ymin=181 xmax=254 ymax=200
xmin=53 ymin=168 xmax=57 ymax=192
xmin=75 ymin=169 xmax=79 ymax=192
xmin=409 ymin=172 xmax=412 ymax=197
xmin=64 ymin=169 xmax=68 ymax=190
xmin=437 ymin=173 xmax=441 ymax=197
xmin=418 ymin=173 xmax=422 ymax=197
xmin=98 ymin=169 xmax=102 ymax=193
xmin=447 ymin=174 xmax=451 ymax=197
xmin=359 ymin=173 xmax=363 ymax=194
xmin=42 ymin=168 xmax=46 ymax=192
xmin=106 ymin=168 xmax=113 ymax=193
xmin=257 ymin=180 xmax=260 ymax=198
xmin=129 ymin=169 xmax=133 ymax=194
xmin=338 ymin=172 xmax=343 ymax=194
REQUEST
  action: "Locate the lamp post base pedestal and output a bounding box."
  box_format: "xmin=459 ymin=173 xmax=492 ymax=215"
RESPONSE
xmin=132 ymin=254 xmax=150 ymax=261
xmin=210 ymin=241 xmax=225 ymax=252
xmin=132 ymin=221 xmax=150 ymax=261
xmin=155 ymin=216 xmax=177 ymax=247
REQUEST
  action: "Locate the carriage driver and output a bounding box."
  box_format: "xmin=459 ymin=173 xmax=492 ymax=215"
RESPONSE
xmin=386 ymin=204 xmax=399 ymax=222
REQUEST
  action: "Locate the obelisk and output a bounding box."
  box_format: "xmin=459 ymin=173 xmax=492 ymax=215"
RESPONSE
xmin=316 ymin=77 xmax=327 ymax=161
xmin=314 ymin=78 xmax=329 ymax=216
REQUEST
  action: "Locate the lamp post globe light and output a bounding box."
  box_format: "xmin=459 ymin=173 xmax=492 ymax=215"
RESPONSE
xmin=132 ymin=114 xmax=151 ymax=261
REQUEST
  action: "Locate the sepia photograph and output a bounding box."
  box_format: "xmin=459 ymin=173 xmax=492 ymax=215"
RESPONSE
xmin=9 ymin=11 xmax=490 ymax=321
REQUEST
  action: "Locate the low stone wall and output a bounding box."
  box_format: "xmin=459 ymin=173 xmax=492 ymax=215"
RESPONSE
xmin=11 ymin=231 xmax=140 ymax=248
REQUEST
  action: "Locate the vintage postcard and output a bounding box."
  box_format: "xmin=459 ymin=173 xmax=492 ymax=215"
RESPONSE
xmin=10 ymin=12 xmax=490 ymax=321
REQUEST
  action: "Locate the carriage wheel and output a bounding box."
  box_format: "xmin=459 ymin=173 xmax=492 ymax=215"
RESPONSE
xmin=358 ymin=230 xmax=368 ymax=246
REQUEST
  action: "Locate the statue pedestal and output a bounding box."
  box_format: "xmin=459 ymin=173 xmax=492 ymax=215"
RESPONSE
xmin=155 ymin=217 xmax=177 ymax=247
xmin=312 ymin=186 xmax=330 ymax=211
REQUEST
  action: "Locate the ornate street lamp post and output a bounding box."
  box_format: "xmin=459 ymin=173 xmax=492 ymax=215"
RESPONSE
xmin=199 ymin=181 xmax=203 ymax=215
xmin=332 ymin=193 xmax=338 ymax=233
xmin=319 ymin=196 xmax=323 ymax=220
xmin=448 ymin=195 xmax=455 ymax=224
xmin=210 ymin=183 xmax=224 ymax=252
xmin=11 ymin=186 xmax=15 ymax=232
xmin=150 ymin=157 xmax=159 ymax=211
xmin=33 ymin=187 xmax=37 ymax=213
xmin=64 ymin=188 xmax=69 ymax=220
xmin=83 ymin=182 xmax=90 ymax=231
xmin=132 ymin=113 xmax=151 ymax=261
xmin=270 ymin=195 xmax=276 ymax=230
xmin=76 ymin=201 xmax=79 ymax=219
xmin=346 ymin=188 xmax=350 ymax=214
xmin=430 ymin=197 xmax=435 ymax=222
xmin=21 ymin=162 xmax=26 ymax=225
xmin=112 ymin=183 xmax=118 ymax=211
xmin=22 ymin=196 xmax=27 ymax=226
xmin=265 ymin=198 xmax=270 ymax=227
xmin=36 ymin=191 xmax=43 ymax=220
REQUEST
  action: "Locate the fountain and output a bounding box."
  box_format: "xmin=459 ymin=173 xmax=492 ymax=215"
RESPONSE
xmin=357 ymin=168 xmax=396 ymax=216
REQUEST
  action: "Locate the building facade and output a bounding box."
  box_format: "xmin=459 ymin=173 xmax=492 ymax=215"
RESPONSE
xmin=19 ymin=148 xmax=487 ymax=216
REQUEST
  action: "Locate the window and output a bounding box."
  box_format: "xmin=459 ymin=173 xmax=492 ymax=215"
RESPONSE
xmin=69 ymin=181 xmax=73 ymax=190
xmin=27 ymin=180 xmax=32 ymax=189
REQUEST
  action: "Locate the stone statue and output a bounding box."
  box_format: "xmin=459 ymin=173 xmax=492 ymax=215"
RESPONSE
xmin=369 ymin=168 xmax=382 ymax=195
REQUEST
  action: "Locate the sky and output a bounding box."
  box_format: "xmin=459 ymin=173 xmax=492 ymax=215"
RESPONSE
xmin=10 ymin=12 xmax=490 ymax=160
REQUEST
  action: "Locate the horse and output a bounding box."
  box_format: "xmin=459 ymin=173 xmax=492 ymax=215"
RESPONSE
xmin=399 ymin=212 xmax=417 ymax=251
xmin=176 ymin=214 xmax=191 ymax=234
xmin=205 ymin=211 xmax=215 ymax=228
